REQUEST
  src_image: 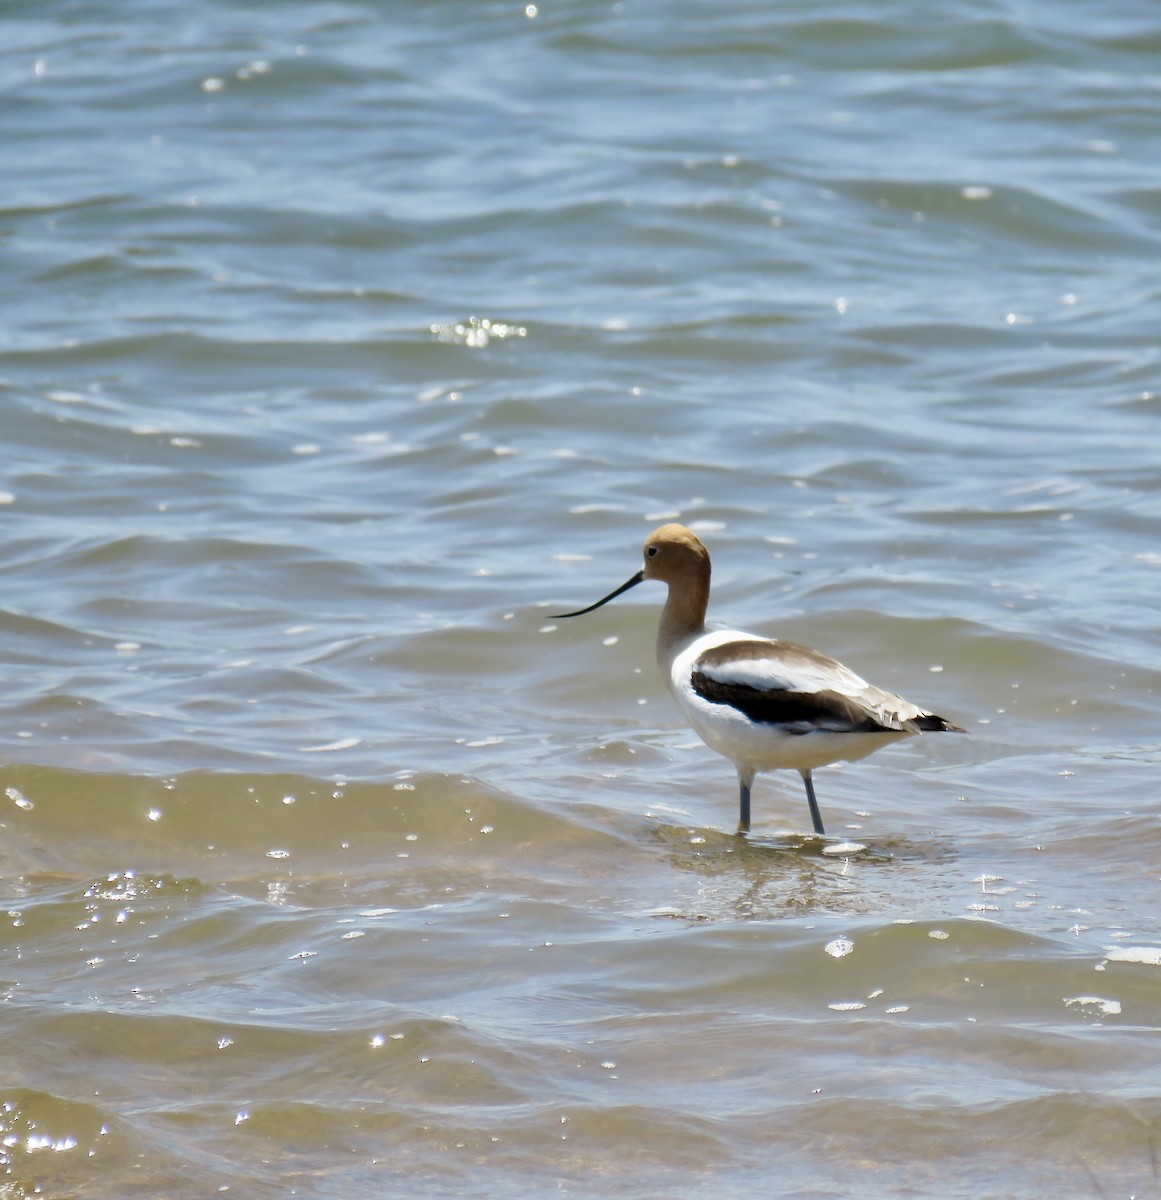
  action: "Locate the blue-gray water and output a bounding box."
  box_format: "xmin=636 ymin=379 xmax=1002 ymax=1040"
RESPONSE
xmin=4 ymin=2 xmax=1161 ymax=1196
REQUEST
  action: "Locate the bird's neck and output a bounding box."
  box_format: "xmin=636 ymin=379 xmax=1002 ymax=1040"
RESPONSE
xmin=656 ymin=576 xmax=709 ymax=665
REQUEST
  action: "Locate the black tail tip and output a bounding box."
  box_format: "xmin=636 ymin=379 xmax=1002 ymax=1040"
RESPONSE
xmin=916 ymin=713 xmax=967 ymax=733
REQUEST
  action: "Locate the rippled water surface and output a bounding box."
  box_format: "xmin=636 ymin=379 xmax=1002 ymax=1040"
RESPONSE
xmin=4 ymin=1 xmax=1161 ymax=1196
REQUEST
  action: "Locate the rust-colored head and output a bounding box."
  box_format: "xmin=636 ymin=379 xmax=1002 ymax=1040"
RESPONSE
xmin=552 ymin=523 xmax=711 ymax=621
xmin=640 ymin=523 xmax=711 ymax=587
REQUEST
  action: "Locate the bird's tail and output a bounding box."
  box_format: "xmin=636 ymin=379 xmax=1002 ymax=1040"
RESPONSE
xmin=912 ymin=713 xmax=966 ymax=733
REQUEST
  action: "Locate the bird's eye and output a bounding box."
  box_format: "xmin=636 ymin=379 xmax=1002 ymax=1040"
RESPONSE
xmin=646 ymin=546 xmax=659 ymax=558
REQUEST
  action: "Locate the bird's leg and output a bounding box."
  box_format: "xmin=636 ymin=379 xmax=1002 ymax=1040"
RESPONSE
xmin=737 ymin=769 xmax=754 ymax=834
xmin=801 ymin=770 xmax=826 ymax=837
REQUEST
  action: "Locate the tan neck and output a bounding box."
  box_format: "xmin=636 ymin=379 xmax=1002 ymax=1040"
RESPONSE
xmin=656 ymin=574 xmax=710 ymax=660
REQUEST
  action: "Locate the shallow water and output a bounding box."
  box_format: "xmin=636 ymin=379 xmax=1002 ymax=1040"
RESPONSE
xmin=4 ymin=1 xmax=1161 ymax=1196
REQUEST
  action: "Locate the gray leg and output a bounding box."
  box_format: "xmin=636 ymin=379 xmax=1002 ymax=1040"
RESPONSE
xmin=802 ymin=770 xmax=825 ymax=837
xmin=738 ymin=769 xmax=753 ymax=834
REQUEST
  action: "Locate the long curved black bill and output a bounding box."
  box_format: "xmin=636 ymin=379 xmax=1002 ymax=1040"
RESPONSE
xmin=551 ymin=569 xmax=644 ymax=619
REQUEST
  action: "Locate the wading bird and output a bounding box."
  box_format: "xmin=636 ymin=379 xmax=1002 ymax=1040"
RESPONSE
xmin=554 ymin=523 xmax=964 ymax=835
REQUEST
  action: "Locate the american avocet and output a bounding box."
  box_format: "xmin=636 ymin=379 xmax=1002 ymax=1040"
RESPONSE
xmin=553 ymin=523 xmax=964 ymax=836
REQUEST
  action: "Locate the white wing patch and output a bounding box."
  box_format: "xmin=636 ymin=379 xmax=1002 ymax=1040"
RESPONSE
xmin=693 ymin=633 xmax=871 ymax=697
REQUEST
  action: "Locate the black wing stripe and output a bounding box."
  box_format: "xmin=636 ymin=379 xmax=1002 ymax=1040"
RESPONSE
xmin=691 ymin=672 xmax=892 ymax=733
